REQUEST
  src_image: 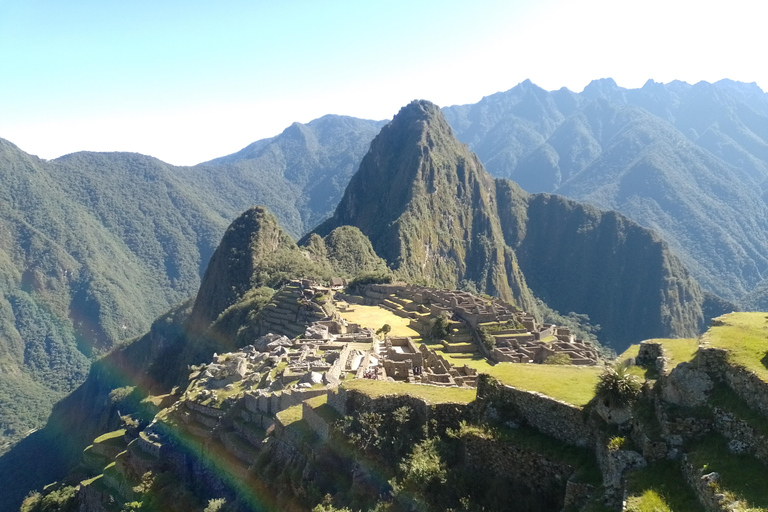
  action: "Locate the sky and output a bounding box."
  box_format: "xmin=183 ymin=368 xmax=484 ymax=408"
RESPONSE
xmin=0 ymin=0 xmax=764 ymax=165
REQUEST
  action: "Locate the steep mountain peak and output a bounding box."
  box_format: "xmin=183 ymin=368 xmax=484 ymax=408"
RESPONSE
xmin=309 ymin=100 xmax=535 ymax=309
xmin=188 ymin=206 xmax=297 ymax=330
xmin=581 ymin=78 xmax=627 ymax=105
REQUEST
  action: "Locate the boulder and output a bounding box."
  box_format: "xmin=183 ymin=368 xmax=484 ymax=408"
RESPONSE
xmin=662 ymin=362 xmax=713 ymax=407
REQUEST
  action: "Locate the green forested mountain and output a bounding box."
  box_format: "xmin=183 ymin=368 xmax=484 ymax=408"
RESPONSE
xmin=309 ymin=100 xmax=536 ymax=311
xmin=309 ymin=100 xmax=710 ymax=346
xmin=190 ymin=115 xmax=386 ymax=237
xmin=4 ymin=77 xmax=768 ymax=466
xmin=0 ymin=115 xmax=383 ymax=449
xmin=443 ymin=79 xmax=768 ymax=305
xmin=496 ymin=180 xmax=712 ymax=344
xmin=0 ymin=140 xmax=225 ymax=449
xmin=0 ymin=99 xmax=727 ymax=510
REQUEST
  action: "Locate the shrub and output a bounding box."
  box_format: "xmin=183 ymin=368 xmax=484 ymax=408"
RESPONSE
xmin=346 ymin=271 xmax=393 ymax=294
xmin=608 ymin=436 xmax=629 ymax=451
xmin=428 ymin=314 xmax=450 ymax=342
xmin=544 ymin=353 xmax=572 ymax=365
xmin=478 ymin=326 xmax=496 ymax=350
xmin=595 ymin=364 xmax=641 ymax=407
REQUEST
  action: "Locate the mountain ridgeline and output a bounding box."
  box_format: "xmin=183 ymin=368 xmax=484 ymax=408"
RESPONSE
xmin=496 ymin=180 xmax=708 ymax=343
xmin=3 ymin=78 xmax=765 ymax=494
xmin=308 ymin=100 xmax=711 ymax=346
xmin=309 ymin=100 xmax=536 ymax=312
xmin=0 ymin=115 xmax=382 ymax=449
xmin=0 ymin=97 xmax=735 ymax=510
xmin=443 ymin=79 xmax=768 ymax=305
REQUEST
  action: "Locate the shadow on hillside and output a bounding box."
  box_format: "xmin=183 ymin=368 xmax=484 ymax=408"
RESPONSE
xmin=0 ymin=424 xmax=76 ymax=511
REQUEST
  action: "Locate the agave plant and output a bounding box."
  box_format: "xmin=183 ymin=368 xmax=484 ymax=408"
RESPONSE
xmin=595 ymin=363 xmax=642 ymax=407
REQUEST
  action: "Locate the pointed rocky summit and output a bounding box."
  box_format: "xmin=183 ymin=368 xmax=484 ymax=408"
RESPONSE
xmin=310 ymin=100 xmax=536 ymax=310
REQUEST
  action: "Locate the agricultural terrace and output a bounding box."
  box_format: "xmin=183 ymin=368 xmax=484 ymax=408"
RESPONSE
xmin=341 ymin=378 xmax=476 ymax=404
xmin=704 ymin=312 xmax=768 ymax=381
xmin=338 ymin=304 xmax=421 ymax=339
xmin=618 ymin=338 xmax=698 ymax=376
xmin=422 ymin=342 xmax=601 ymax=407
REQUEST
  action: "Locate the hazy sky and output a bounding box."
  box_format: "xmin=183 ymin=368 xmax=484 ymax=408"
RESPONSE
xmin=0 ymin=0 xmax=763 ymax=165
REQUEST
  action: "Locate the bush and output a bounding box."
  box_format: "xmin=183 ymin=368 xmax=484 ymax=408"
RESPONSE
xmin=345 ymin=271 xmax=393 ymax=294
xmin=544 ymin=353 xmax=571 ymax=365
xmin=428 ymin=314 xmax=450 ymax=342
xmin=595 ymin=364 xmax=641 ymax=407
xmin=478 ymin=326 xmax=496 ymax=351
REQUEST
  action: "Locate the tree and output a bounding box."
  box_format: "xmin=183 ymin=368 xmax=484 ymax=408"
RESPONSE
xmin=428 ymin=314 xmax=450 ymax=342
xmin=376 ymin=324 xmax=392 ymax=337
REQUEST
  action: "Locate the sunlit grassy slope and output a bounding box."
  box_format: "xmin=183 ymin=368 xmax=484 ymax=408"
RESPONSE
xmin=618 ymin=338 xmax=698 ymax=373
xmin=338 ymin=304 xmax=421 ymax=338
xmin=704 ymin=312 xmax=768 ymax=381
xmin=341 ymin=378 xmax=476 ymax=404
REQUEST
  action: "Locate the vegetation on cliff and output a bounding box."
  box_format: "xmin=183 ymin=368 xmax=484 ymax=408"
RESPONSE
xmin=495 ymin=179 xmax=716 ymax=349
xmin=308 ymin=100 xmax=536 ymax=312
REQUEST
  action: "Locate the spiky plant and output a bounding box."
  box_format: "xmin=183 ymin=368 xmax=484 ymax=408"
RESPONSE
xmin=595 ymin=363 xmax=642 ymax=407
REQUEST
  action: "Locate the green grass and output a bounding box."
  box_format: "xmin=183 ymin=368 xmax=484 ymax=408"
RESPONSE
xmin=479 ymin=363 xmax=601 ymax=406
xmin=304 ymin=394 xmax=328 ymax=408
xmin=422 ymin=344 xmax=600 ymax=406
xmin=688 ymin=434 xmax=768 ymax=509
xmin=93 ymin=429 xmax=126 ymax=445
xmin=619 ymin=345 xmax=641 ymax=361
xmin=655 ymin=338 xmax=698 ymax=368
xmin=305 ymin=394 xmax=342 ymax=424
xmin=338 ymin=304 xmax=421 ymax=338
xmin=276 ymin=404 xmax=303 ymax=426
xmin=341 ymin=378 xmax=476 ymax=404
xmin=624 ymin=460 xmax=702 ymax=512
xmin=704 ymin=312 xmax=768 ymax=381
xmin=80 ymin=474 xmax=103 ymax=487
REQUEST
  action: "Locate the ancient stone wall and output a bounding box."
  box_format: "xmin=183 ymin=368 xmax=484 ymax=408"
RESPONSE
xmin=462 ymin=432 xmax=573 ymax=509
xmin=302 ymin=402 xmax=332 ymax=441
xmin=712 ymin=407 xmax=768 ymax=464
xmin=698 ymin=347 xmax=768 ymax=419
xmin=475 ymin=375 xmax=592 ymax=447
xmin=681 ymin=454 xmax=746 ymax=512
xmin=327 ymin=387 xmax=469 ymax=433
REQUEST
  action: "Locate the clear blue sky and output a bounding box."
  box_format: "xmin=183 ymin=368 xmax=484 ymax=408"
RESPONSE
xmin=0 ymin=0 xmax=763 ymax=165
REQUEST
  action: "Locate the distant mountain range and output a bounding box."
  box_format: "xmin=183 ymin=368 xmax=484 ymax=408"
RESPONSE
xmin=443 ymin=79 xmax=768 ymax=304
xmin=2 ymin=78 xmax=767 ymax=455
xmin=0 ymin=116 xmax=381 ymax=448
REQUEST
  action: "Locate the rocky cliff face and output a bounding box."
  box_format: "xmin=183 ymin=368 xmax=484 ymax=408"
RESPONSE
xmin=495 ymin=180 xmax=708 ymax=348
xmin=310 ymin=100 xmax=536 ymax=311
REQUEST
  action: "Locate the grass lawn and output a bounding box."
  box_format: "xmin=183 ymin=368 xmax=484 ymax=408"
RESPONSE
xmin=93 ymin=429 xmax=126 ymax=445
xmin=276 ymin=404 xmax=303 ymax=426
xmin=688 ymin=434 xmax=768 ymax=509
xmin=305 ymin=394 xmax=342 ymax=423
xmin=624 ymin=460 xmax=703 ymax=512
xmin=425 ymin=342 xmax=599 ymax=406
xmin=481 ymin=363 xmax=601 ymax=407
xmin=618 ymin=339 xmax=698 ymax=380
xmin=338 ymin=304 xmax=421 ymax=338
xmin=341 ymin=378 xmax=476 ymax=404
xmin=704 ymin=312 xmax=768 ymax=381
xmin=656 ymin=338 xmax=699 ymax=368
